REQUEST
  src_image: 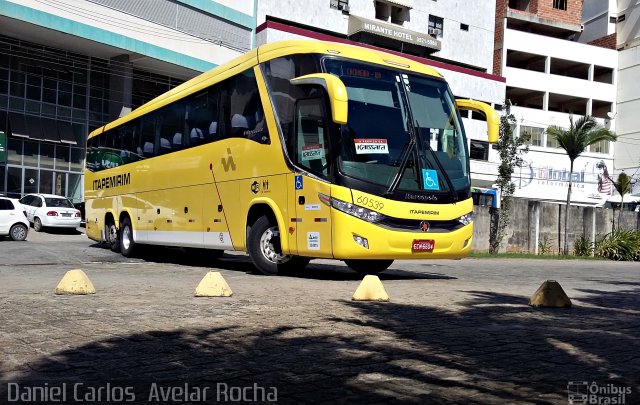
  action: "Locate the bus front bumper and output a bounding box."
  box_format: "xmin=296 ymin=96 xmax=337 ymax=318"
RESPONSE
xmin=331 ymin=211 xmax=473 ymax=260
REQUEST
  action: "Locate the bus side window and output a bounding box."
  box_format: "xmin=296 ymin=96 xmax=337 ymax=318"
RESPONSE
xmin=138 ymin=115 xmax=156 ymax=158
xmin=158 ymin=102 xmax=185 ymax=152
xmin=223 ymin=68 xmax=269 ymax=144
xmin=262 ymin=55 xmax=321 ymax=149
xmin=295 ymin=98 xmax=330 ymax=179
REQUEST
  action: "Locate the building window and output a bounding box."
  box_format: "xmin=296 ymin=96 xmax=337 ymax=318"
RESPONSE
xmin=590 ymin=140 xmax=610 ymax=154
xmin=470 ymin=140 xmax=489 ymax=161
xmin=546 ymin=134 xmax=561 ymax=149
xmin=509 ymin=0 xmax=530 ymax=11
xmin=553 ymin=0 xmax=567 ymax=10
xmin=460 ymin=23 xmax=469 ymax=31
xmin=391 ymin=6 xmax=408 ymax=25
xmin=330 ymin=0 xmax=349 ymax=11
xmin=521 ymin=125 xmax=544 ymax=147
xmin=375 ymin=1 xmax=390 ymax=23
xmin=428 ymin=15 xmax=444 ymax=37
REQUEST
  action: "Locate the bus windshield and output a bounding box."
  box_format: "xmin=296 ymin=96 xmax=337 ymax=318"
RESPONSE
xmin=324 ymin=59 xmax=469 ymax=197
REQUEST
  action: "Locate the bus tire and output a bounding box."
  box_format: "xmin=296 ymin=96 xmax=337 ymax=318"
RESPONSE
xmin=119 ymin=217 xmax=135 ymax=257
xmin=107 ymin=222 xmax=120 ymax=252
xmin=344 ymin=259 xmax=393 ymax=275
xmin=248 ymin=215 xmax=309 ymax=275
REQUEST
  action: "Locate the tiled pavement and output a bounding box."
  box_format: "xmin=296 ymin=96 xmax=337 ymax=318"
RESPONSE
xmin=0 ymin=231 xmax=638 ymax=404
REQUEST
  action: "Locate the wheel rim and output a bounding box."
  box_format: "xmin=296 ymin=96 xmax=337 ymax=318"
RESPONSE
xmin=122 ymin=225 xmax=132 ymax=251
xmin=259 ymin=226 xmax=290 ymax=264
xmin=107 ymin=224 xmax=117 ymax=244
xmin=12 ymin=226 xmax=26 ymax=240
xmin=34 ymin=219 xmax=41 ymax=230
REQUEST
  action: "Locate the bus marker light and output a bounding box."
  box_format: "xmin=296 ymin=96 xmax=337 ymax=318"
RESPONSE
xmin=353 ymin=235 xmax=369 ymax=249
xmin=412 ymin=239 xmax=435 ymax=252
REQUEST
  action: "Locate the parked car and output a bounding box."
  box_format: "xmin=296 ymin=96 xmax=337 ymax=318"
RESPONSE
xmin=19 ymin=194 xmax=82 ymax=232
xmin=0 ymin=197 xmax=29 ymax=241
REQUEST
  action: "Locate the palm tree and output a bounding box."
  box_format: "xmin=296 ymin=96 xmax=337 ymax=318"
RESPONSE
xmin=609 ymin=172 xmax=631 ymax=231
xmin=547 ymin=115 xmax=617 ymax=255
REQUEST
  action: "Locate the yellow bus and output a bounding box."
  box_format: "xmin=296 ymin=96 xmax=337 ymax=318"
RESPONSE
xmin=84 ymin=40 xmax=498 ymax=275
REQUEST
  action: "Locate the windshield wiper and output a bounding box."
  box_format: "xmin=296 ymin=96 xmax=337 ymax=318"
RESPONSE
xmin=384 ymin=138 xmax=416 ymax=197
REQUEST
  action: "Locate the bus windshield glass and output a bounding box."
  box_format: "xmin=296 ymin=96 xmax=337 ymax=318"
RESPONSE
xmin=324 ymin=59 xmax=469 ymax=195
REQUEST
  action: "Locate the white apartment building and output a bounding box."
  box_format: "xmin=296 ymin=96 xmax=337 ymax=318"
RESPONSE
xmin=256 ymin=0 xmax=507 ymax=190
xmin=495 ymin=0 xmax=618 ymax=205
xmin=582 ymin=0 xmax=640 ymax=197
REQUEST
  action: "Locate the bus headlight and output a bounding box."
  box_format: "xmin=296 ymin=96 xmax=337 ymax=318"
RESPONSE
xmin=457 ymin=212 xmax=473 ymax=226
xmin=319 ymin=193 xmax=385 ymax=223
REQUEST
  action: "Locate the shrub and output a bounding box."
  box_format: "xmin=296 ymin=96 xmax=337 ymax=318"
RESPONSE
xmin=594 ymin=230 xmax=640 ymax=261
xmin=538 ymin=236 xmax=552 ymax=256
xmin=574 ymin=234 xmax=593 ymax=257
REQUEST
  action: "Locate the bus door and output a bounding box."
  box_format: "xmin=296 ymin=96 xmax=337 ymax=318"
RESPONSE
xmin=292 ymin=98 xmax=333 ymax=258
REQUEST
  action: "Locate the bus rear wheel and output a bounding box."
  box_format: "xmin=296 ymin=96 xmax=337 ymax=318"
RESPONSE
xmin=119 ymin=217 xmax=136 ymax=257
xmin=344 ymin=259 xmax=393 ymax=275
xmin=248 ymin=215 xmax=309 ymax=275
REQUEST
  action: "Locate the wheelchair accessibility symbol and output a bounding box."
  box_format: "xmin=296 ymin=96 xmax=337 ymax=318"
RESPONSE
xmin=295 ymin=175 xmax=304 ymax=190
xmin=422 ymin=169 xmax=440 ymax=191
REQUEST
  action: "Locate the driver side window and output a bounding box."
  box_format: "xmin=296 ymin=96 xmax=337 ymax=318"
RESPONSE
xmin=295 ymin=98 xmax=330 ymax=179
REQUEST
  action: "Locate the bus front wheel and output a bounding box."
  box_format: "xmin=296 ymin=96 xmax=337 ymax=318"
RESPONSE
xmin=344 ymin=259 xmax=393 ymax=275
xmin=248 ymin=215 xmax=309 ymax=275
xmin=119 ymin=217 xmax=136 ymax=257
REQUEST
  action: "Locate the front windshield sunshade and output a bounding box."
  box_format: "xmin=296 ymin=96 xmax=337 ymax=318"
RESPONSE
xmin=324 ymin=59 xmax=469 ymax=195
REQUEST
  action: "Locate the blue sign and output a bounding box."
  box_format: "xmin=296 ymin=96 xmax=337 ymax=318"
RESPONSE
xmin=295 ymin=175 xmax=304 ymax=190
xmin=422 ymin=169 xmax=440 ymax=190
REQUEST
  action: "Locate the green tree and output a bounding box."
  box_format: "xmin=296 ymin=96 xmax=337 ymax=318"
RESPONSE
xmin=609 ymin=172 xmax=631 ymax=231
xmin=547 ymin=115 xmax=617 ymax=255
xmin=489 ymin=101 xmax=529 ymax=254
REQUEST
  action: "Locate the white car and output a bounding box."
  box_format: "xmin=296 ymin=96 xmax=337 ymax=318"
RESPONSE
xmin=0 ymin=197 xmax=29 ymax=241
xmin=19 ymin=194 xmax=82 ymax=232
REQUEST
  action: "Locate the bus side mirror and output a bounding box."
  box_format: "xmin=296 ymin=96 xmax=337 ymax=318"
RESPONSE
xmin=290 ymin=74 xmax=348 ymax=124
xmin=456 ymin=99 xmax=499 ymax=144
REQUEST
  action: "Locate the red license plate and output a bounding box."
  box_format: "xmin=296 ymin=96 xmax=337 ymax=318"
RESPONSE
xmin=412 ymin=239 xmax=435 ymax=252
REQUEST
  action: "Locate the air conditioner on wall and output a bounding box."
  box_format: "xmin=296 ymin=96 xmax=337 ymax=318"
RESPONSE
xmin=428 ymin=28 xmax=441 ymax=37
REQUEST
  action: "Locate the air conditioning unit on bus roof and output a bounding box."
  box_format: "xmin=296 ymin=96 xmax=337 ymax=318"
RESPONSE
xmin=428 ymin=28 xmax=441 ymax=37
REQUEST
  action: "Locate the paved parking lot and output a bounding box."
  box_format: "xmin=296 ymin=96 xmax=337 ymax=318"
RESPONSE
xmin=0 ymin=229 xmax=639 ymax=404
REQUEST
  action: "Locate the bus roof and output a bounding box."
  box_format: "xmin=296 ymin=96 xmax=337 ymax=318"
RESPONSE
xmin=89 ymin=40 xmax=444 ymax=139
